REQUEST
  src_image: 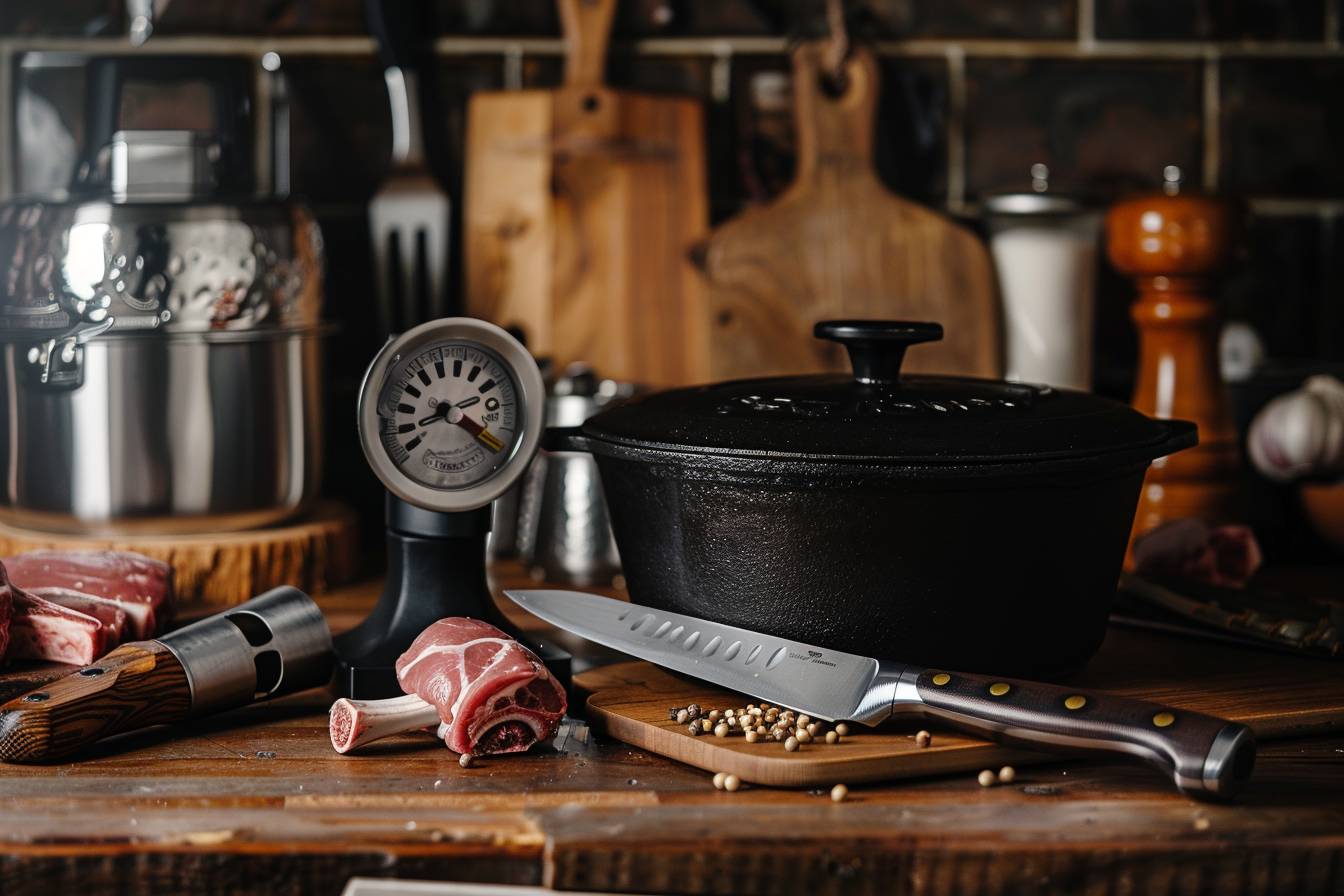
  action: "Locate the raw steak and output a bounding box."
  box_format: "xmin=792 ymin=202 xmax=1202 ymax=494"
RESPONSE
xmin=8 ymin=589 xmax=123 ymax=666
xmin=395 ymin=618 xmax=566 ymax=755
xmin=2 ymin=551 xmax=172 ymax=639
xmin=0 ymin=565 xmax=12 ymax=660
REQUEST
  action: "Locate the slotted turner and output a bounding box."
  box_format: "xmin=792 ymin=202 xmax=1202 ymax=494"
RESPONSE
xmin=367 ymin=0 xmax=450 ymax=334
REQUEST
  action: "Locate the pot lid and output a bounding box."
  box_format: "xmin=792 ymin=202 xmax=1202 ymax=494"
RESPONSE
xmin=581 ymin=321 xmax=1192 ymax=467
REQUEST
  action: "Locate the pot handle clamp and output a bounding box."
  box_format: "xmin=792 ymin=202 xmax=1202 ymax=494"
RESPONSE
xmin=814 ymin=320 xmax=943 ymax=385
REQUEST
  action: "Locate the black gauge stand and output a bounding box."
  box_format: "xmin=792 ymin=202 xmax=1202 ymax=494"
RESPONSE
xmin=333 ymin=494 xmax=572 ymax=699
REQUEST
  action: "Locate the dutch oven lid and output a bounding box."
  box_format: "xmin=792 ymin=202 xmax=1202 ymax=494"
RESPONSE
xmin=579 ymin=321 xmax=1196 ymax=468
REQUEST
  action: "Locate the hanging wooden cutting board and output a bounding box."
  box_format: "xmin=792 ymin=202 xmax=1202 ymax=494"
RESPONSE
xmin=464 ymin=0 xmax=709 ymax=385
xmin=573 ymin=626 xmax=1344 ymax=787
xmin=696 ymin=44 xmax=1000 ymax=379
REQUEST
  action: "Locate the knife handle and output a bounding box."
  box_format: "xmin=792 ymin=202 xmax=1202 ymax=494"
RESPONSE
xmin=912 ymin=668 xmax=1255 ymax=800
xmin=0 ymin=641 xmax=191 ymax=763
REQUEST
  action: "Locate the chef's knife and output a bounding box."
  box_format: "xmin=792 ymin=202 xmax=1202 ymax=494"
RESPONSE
xmin=505 ymin=589 xmax=1256 ymax=800
xmin=0 ymin=587 xmax=332 ymax=763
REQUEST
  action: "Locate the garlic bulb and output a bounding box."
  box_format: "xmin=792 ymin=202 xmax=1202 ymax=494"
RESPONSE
xmin=1248 ymin=375 xmax=1344 ymax=482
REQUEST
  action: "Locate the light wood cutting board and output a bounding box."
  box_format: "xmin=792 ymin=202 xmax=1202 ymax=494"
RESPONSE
xmin=696 ymin=43 xmax=1001 ymax=380
xmin=464 ymin=0 xmax=709 ymax=386
xmin=573 ymin=626 xmax=1344 ymax=787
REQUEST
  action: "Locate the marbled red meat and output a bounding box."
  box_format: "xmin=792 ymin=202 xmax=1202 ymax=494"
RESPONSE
xmin=0 ymin=566 xmax=12 ymax=660
xmin=2 ymin=551 xmax=172 ymax=639
xmin=395 ymin=618 xmax=566 ymax=755
xmin=8 ymin=588 xmax=122 ymax=666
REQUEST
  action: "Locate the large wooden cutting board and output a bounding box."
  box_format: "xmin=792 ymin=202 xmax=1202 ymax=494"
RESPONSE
xmin=696 ymin=44 xmax=1000 ymax=380
xmin=464 ymin=0 xmax=709 ymax=386
xmin=574 ymin=626 xmax=1344 ymax=787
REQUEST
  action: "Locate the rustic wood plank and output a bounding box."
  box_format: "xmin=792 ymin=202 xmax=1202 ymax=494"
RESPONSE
xmin=0 ymin=575 xmax=1340 ymax=894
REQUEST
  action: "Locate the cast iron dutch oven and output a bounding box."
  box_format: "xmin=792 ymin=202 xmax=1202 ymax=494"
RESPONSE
xmin=547 ymin=321 xmax=1197 ymax=677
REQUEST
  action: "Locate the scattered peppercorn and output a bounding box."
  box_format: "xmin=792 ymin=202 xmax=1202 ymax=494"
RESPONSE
xmin=686 ymin=703 xmax=701 ymax=720
xmin=998 ymin=766 xmax=1016 ymax=784
xmin=797 ymin=714 xmax=811 ymax=727
xmin=713 ymin=772 xmax=727 ymax=790
xmin=830 ymin=784 xmax=848 ymax=803
xmin=687 ymin=722 xmax=702 ymax=736
xmin=915 ymin=730 xmax=932 ymax=748
xmin=825 ymin=730 xmax=839 ymax=744
xmin=459 ymin=753 xmax=474 ymax=769
xmin=797 ymin=729 xmax=812 ymax=744
xmin=835 ymin=723 xmax=850 ymax=737
xmin=714 ymin=723 xmax=730 ymax=738
xmin=977 ymin=769 xmax=997 ymax=787
xmin=745 ymin=730 xmax=759 ymax=743
xmin=676 ymin=709 xmax=689 ymax=724
xmin=785 ymin=736 xmax=800 ymax=752
xmin=724 ymin=774 xmax=741 ymax=792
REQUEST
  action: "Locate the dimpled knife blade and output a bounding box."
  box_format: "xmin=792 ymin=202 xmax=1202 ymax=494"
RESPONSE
xmin=505 ymin=589 xmax=899 ymax=722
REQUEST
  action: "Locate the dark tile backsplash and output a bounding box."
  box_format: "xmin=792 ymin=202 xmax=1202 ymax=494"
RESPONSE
xmin=0 ymin=0 xmax=120 ymax=36
xmin=965 ymin=58 xmax=1203 ymax=198
xmin=1220 ymin=58 xmax=1344 ymax=197
xmin=1094 ymin=0 xmax=1327 ymax=42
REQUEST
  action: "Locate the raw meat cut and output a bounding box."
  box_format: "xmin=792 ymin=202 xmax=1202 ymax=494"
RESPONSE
xmin=395 ymin=618 xmax=566 ymax=755
xmin=24 ymin=588 xmax=128 ymax=647
xmin=0 ymin=565 xmax=12 ymax=660
xmin=7 ymin=588 xmax=122 ymax=666
xmin=2 ymin=551 xmax=173 ymax=639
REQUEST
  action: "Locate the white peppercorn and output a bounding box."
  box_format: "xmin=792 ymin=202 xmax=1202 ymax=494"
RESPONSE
xmin=724 ymin=774 xmax=741 ymax=792
xmin=830 ymin=784 xmax=848 ymax=803
xmin=459 ymin=753 xmax=475 ymax=769
xmin=835 ymin=723 xmax=850 ymax=737
xmin=785 ymin=736 xmax=800 ymax=752
xmin=745 ymin=730 xmax=759 ymax=743
xmin=998 ymin=766 xmax=1016 ymax=784
xmin=676 ymin=709 xmax=689 ymax=724
xmin=915 ymin=730 xmax=932 ymax=748
xmin=714 ymin=723 xmax=730 ymax=738
xmin=713 ymin=772 xmax=726 ymax=790
xmin=977 ymin=769 xmax=997 ymax=788
xmin=825 ymin=730 xmax=839 ymax=744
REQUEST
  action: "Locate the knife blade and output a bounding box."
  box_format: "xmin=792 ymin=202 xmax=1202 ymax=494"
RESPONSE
xmin=506 ymin=589 xmax=1256 ymax=800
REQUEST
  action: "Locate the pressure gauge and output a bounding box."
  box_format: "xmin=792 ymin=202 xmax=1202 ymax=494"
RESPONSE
xmin=357 ymin=318 xmax=545 ymax=512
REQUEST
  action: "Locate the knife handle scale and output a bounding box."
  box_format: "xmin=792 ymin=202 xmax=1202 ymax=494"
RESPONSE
xmin=913 ymin=668 xmax=1255 ymax=800
xmin=0 ymin=641 xmax=191 ymax=763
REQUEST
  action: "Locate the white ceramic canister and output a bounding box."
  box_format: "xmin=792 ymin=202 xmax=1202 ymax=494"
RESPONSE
xmin=983 ymin=192 xmax=1101 ymax=391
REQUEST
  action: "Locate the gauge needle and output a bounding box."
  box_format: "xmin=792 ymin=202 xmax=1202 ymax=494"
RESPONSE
xmin=448 ymin=406 xmax=505 ymax=453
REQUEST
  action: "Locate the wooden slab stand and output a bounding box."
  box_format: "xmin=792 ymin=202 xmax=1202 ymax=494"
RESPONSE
xmin=0 ymin=500 xmax=359 ymax=607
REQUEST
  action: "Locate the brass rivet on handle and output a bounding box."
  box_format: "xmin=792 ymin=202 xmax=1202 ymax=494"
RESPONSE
xmin=1064 ymin=695 xmax=1087 ymax=711
xmin=931 ymin=673 xmax=951 ymax=686
xmin=1153 ymin=712 xmax=1176 ymax=728
xmin=989 ymin=682 xmax=1011 ymax=697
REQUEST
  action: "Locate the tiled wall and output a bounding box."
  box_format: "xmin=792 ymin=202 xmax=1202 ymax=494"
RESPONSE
xmin=3 ymin=0 xmax=1343 ymax=538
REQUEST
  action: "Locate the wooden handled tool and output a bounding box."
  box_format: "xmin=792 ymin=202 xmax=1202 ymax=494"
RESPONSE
xmin=0 ymin=587 xmax=332 ymax=763
xmin=0 ymin=642 xmax=189 ymax=762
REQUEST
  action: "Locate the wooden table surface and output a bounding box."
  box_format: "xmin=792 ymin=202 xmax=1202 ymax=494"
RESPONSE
xmin=1 ymin=571 xmax=1342 ymax=896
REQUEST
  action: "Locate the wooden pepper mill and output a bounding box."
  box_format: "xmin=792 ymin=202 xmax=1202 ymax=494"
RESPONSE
xmin=1106 ymin=186 xmax=1243 ymax=546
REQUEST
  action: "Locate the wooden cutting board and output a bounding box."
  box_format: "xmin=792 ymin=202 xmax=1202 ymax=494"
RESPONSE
xmin=695 ymin=43 xmax=1000 ymax=380
xmin=464 ymin=0 xmax=709 ymax=386
xmin=574 ymin=626 xmax=1344 ymax=787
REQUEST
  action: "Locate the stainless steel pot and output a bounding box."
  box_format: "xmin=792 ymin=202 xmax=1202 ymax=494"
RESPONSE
xmin=0 ymin=191 xmax=325 ymax=534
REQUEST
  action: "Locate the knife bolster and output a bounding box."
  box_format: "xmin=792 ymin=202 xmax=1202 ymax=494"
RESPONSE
xmin=0 ymin=641 xmax=191 ymax=763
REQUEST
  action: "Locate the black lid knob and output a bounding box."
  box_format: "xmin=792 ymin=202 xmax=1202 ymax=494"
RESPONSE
xmin=814 ymin=320 xmax=943 ymax=384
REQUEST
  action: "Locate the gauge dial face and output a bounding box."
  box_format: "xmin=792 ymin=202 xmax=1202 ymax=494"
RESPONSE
xmin=375 ymin=341 xmax=520 ymax=491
